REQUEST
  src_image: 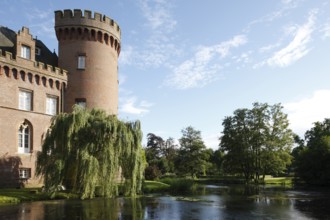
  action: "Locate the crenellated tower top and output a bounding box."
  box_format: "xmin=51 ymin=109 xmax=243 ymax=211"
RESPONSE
xmin=55 ymin=9 xmax=121 ymax=55
xmin=55 ymin=9 xmax=121 ymax=114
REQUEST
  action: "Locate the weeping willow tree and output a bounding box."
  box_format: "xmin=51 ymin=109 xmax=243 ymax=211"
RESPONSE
xmin=36 ymin=106 xmax=146 ymax=199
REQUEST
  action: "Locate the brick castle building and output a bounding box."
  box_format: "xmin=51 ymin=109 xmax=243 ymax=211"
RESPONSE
xmin=0 ymin=9 xmax=121 ymax=187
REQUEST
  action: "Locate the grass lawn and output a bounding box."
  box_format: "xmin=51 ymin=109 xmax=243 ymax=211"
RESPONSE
xmin=0 ymin=188 xmax=47 ymax=204
xmin=0 ymin=188 xmax=78 ymax=204
xmin=263 ymin=176 xmax=293 ymax=186
xmin=143 ymin=180 xmax=170 ymax=193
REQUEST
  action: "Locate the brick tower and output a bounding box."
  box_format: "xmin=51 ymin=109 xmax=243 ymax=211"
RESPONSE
xmin=55 ymin=9 xmax=121 ymax=114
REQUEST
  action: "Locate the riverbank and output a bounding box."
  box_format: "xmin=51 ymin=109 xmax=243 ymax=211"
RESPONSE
xmin=0 ymin=188 xmax=79 ymax=204
xmin=0 ymin=176 xmax=294 ymax=204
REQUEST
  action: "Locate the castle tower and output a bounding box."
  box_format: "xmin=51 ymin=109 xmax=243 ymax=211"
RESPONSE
xmin=55 ymin=9 xmax=121 ymax=114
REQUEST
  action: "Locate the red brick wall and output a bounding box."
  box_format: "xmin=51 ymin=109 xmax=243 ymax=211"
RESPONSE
xmin=0 ymin=60 xmax=65 ymax=187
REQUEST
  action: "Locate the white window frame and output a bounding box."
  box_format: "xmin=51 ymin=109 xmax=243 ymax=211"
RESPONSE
xmin=78 ymin=55 xmax=86 ymax=69
xmin=19 ymin=90 xmax=32 ymax=111
xmin=21 ymin=45 xmax=31 ymax=59
xmin=46 ymin=96 xmax=58 ymax=115
xmin=18 ymin=122 xmax=31 ymax=154
xmin=19 ymin=168 xmax=31 ymax=179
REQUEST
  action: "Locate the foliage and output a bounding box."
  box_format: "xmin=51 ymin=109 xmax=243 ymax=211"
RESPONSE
xmin=294 ymin=119 xmax=330 ymax=186
xmin=144 ymin=129 xmax=226 ymax=178
xmin=144 ymin=164 xmax=162 ymax=180
xmin=220 ymin=102 xmax=294 ymax=183
xmin=144 ymin=133 xmax=177 ymax=179
xmin=176 ymin=126 xmax=208 ymax=178
xmin=36 ymin=106 xmax=146 ymax=199
xmin=210 ymin=149 xmax=224 ymax=175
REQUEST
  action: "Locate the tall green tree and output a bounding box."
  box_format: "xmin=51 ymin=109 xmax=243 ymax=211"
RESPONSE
xmin=220 ymin=103 xmax=293 ymax=183
xmin=176 ymin=126 xmax=207 ymax=178
xmin=144 ymin=134 xmax=178 ymax=179
xmin=36 ymin=107 xmax=146 ymax=199
xmin=211 ymin=149 xmax=224 ymax=175
xmin=294 ymin=119 xmax=330 ymax=185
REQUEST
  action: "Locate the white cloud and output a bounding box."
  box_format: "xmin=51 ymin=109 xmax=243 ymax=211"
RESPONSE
xmin=25 ymin=8 xmax=54 ymax=37
xmin=284 ymin=90 xmax=330 ymax=136
xmin=259 ymin=43 xmax=281 ymax=53
xmin=26 ymin=8 xmax=51 ymax=21
xmin=282 ymin=0 xmax=293 ymax=4
xmin=120 ymin=97 xmax=153 ymax=115
xmin=165 ymin=35 xmax=247 ymax=89
xmin=244 ymin=0 xmax=302 ymax=32
xmin=119 ymin=45 xmax=135 ymax=65
xmin=139 ymin=0 xmax=176 ymax=32
xmin=203 ymin=133 xmax=220 ymax=150
xmin=265 ymin=10 xmax=316 ymax=67
xmin=321 ymin=23 xmax=330 ymax=39
xmin=120 ymin=0 xmax=179 ymax=69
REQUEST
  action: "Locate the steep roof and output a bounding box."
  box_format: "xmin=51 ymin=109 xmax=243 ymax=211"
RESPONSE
xmin=35 ymin=39 xmax=58 ymax=67
xmin=0 ymin=26 xmax=58 ymax=66
xmin=0 ymin=26 xmax=16 ymax=56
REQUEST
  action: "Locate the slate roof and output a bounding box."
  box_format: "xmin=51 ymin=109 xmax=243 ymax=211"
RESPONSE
xmin=0 ymin=26 xmax=58 ymax=66
xmin=0 ymin=26 xmax=16 ymax=56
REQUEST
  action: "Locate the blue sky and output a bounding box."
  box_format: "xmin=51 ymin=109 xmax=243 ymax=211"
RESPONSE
xmin=2 ymin=0 xmax=330 ymax=149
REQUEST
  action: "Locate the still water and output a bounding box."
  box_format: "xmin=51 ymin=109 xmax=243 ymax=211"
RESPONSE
xmin=0 ymin=185 xmax=329 ymax=220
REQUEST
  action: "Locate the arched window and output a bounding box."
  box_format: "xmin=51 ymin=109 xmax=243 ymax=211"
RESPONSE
xmin=55 ymin=80 xmax=60 ymax=90
xmin=28 ymin=72 xmax=33 ymax=83
xmin=110 ymin=36 xmax=114 ymax=47
xmin=70 ymin=28 xmax=76 ymax=39
xmin=64 ymin=28 xmax=69 ymax=40
xmin=91 ymin=29 xmax=96 ymax=41
xmin=49 ymin=78 xmax=54 ymax=88
xmin=104 ymin=33 xmax=109 ymax=45
xmin=42 ymin=76 xmax=47 ymax=87
xmin=83 ymin=28 xmax=89 ymax=40
xmin=77 ymin=28 xmax=82 ymax=39
xmin=97 ymin=31 xmax=103 ymax=43
xmin=12 ymin=68 xmax=18 ymax=79
xmin=35 ymin=75 xmax=40 ymax=85
xmin=18 ymin=121 xmax=32 ymax=154
xmin=4 ymin=66 xmax=10 ymax=77
xmin=20 ymin=71 xmax=26 ymax=81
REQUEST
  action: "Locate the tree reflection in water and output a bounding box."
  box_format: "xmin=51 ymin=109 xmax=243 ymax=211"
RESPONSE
xmin=0 ymin=185 xmax=330 ymax=219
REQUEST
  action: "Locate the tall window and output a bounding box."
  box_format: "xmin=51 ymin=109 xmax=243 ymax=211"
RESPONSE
xmin=18 ymin=121 xmax=31 ymax=154
xmin=19 ymin=90 xmax=32 ymax=111
xmin=19 ymin=168 xmax=31 ymax=179
xmin=46 ymin=96 xmax=58 ymax=115
xmin=78 ymin=55 xmax=86 ymax=69
xmin=21 ymin=45 xmax=31 ymax=59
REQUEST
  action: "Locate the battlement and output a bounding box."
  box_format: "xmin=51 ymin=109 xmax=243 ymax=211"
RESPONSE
xmin=55 ymin=9 xmax=121 ymax=40
xmin=0 ymin=49 xmax=67 ymax=80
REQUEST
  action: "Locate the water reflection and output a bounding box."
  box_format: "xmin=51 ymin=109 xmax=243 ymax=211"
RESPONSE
xmin=0 ymin=185 xmax=330 ymax=219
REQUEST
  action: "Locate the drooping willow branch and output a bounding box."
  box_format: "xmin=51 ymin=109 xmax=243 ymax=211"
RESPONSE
xmin=36 ymin=106 xmax=146 ymax=199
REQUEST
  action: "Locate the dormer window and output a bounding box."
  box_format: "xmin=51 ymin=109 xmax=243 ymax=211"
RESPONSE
xmin=21 ymin=45 xmax=31 ymax=59
xmin=35 ymin=47 xmax=41 ymax=56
